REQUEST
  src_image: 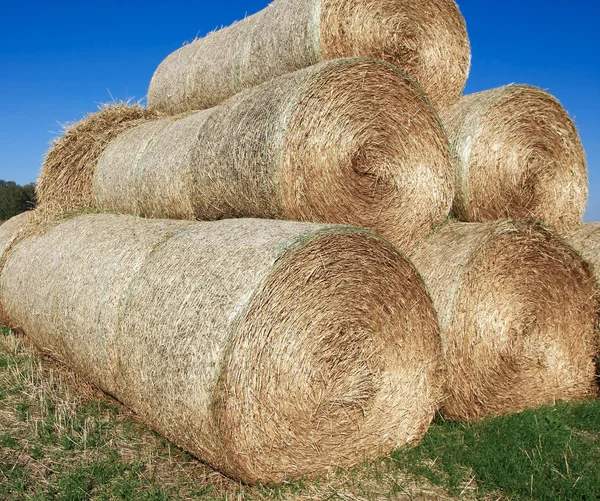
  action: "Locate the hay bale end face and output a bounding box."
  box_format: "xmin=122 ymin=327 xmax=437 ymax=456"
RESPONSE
xmin=410 ymin=221 xmax=599 ymax=421
xmin=147 ymin=0 xmax=471 ymax=113
xmin=0 ymin=213 xmax=444 ymax=483
xmin=568 ymin=223 xmax=600 ymax=282
xmin=41 ymin=59 xmax=453 ymax=252
xmin=441 ymin=85 xmax=588 ymax=232
xmin=37 ymin=104 xmax=161 ymax=212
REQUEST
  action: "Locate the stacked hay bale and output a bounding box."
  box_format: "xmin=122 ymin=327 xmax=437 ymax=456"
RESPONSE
xmin=2 ymin=0 xmax=598 ymax=487
xmin=0 ymin=213 xmax=444 ymax=484
xmin=147 ymin=0 xmax=471 ymax=112
xmin=409 ymin=221 xmax=598 ymax=421
xmin=440 ymin=85 xmax=588 ymax=232
xmin=37 ymin=58 xmax=454 ymax=252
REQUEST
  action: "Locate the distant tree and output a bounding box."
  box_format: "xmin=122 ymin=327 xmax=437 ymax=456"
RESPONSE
xmin=0 ymin=180 xmax=36 ymax=220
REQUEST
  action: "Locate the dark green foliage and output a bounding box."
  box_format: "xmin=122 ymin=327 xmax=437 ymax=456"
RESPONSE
xmin=0 ymin=180 xmax=36 ymax=221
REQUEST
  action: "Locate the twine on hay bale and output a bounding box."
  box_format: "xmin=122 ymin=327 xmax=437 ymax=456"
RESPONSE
xmin=37 ymin=103 xmax=162 ymax=213
xmin=0 ymin=212 xmax=444 ymax=484
xmin=39 ymin=59 xmax=453 ymax=252
xmin=440 ymin=85 xmax=588 ymax=232
xmin=409 ymin=220 xmax=599 ymax=421
xmin=147 ymin=0 xmax=471 ymax=113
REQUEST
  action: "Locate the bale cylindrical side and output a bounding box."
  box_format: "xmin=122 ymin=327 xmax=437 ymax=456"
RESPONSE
xmin=147 ymin=0 xmax=471 ymax=113
xmin=0 ymin=212 xmax=29 ymax=260
xmin=36 ymin=104 xmax=161 ymax=212
xmin=0 ymin=213 xmax=444 ymax=484
xmin=409 ymin=221 xmax=598 ymax=421
xmin=567 ymin=223 xmax=600 ymax=282
xmin=440 ymin=85 xmax=588 ymax=232
xmin=42 ymin=59 xmax=454 ymax=252
xmin=0 ymin=211 xmax=31 ymax=326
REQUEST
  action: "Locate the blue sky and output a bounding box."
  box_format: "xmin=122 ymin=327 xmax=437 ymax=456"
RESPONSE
xmin=1 ymin=1 xmax=598 ymax=219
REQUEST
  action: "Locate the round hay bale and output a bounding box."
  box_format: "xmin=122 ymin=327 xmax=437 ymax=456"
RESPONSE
xmin=409 ymin=221 xmax=598 ymax=421
xmin=440 ymin=85 xmax=588 ymax=232
xmin=0 ymin=211 xmax=34 ymax=327
xmin=567 ymin=223 xmax=600 ymax=281
xmin=147 ymin=0 xmax=471 ymax=113
xmin=44 ymin=59 xmax=453 ymax=252
xmin=0 ymin=212 xmax=30 ymax=260
xmin=37 ymin=103 xmax=162 ymax=212
xmin=0 ymin=213 xmax=444 ymax=484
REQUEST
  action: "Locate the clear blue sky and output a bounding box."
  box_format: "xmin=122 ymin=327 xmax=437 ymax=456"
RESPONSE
xmin=1 ymin=1 xmax=598 ymax=220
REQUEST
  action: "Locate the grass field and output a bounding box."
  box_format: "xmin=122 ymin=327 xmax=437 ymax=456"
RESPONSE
xmin=1 ymin=325 xmax=599 ymax=500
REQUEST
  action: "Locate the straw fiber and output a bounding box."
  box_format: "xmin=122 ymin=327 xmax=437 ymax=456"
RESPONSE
xmin=0 ymin=211 xmax=29 ymax=262
xmin=0 ymin=213 xmax=444 ymax=484
xmin=147 ymin=0 xmax=471 ymax=113
xmin=441 ymin=85 xmax=588 ymax=232
xmin=42 ymin=59 xmax=453 ymax=252
xmin=568 ymin=223 xmax=600 ymax=283
xmin=410 ymin=221 xmax=598 ymax=421
xmin=37 ymin=103 xmax=161 ymax=212
xmin=0 ymin=212 xmax=31 ymax=325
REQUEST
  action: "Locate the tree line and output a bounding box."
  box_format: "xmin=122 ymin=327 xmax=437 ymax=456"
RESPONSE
xmin=0 ymin=180 xmax=36 ymax=221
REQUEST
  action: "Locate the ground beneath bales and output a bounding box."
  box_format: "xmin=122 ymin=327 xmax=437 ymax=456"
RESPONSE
xmin=1 ymin=326 xmax=599 ymax=501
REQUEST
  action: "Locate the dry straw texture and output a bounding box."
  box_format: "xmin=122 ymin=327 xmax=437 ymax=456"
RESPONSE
xmin=409 ymin=221 xmax=599 ymax=421
xmin=147 ymin=0 xmax=471 ymax=113
xmin=0 ymin=211 xmax=34 ymax=327
xmin=0 ymin=212 xmax=444 ymax=484
xmin=568 ymin=223 xmax=600 ymax=283
xmin=0 ymin=211 xmax=29 ymax=260
xmin=440 ymin=85 xmax=588 ymax=232
xmin=41 ymin=59 xmax=453 ymax=252
xmin=37 ymin=103 xmax=162 ymax=212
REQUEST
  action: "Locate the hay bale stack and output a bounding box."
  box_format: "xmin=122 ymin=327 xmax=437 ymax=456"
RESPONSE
xmin=39 ymin=59 xmax=453 ymax=252
xmin=0 ymin=213 xmax=444 ymax=484
xmin=147 ymin=0 xmax=471 ymax=113
xmin=37 ymin=103 xmax=161 ymax=212
xmin=440 ymin=85 xmax=587 ymax=232
xmin=568 ymin=223 xmax=600 ymax=280
xmin=409 ymin=221 xmax=598 ymax=421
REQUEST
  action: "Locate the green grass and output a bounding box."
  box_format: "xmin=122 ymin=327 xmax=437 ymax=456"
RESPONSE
xmin=392 ymin=402 xmax=600 ymax=500
xmin=1 ymin=325 xmax=599 ymax=500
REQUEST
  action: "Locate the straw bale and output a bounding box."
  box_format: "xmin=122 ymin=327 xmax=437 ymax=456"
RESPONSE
xmin=440 ymin=85 xmax=587 ymax=232
xmin=0 ymin=213 xmax=444 ymax=484
xmin=568 ymin=223 xmax=600 ymax=284
xmin=0 ymin=211 xmax=34 ymax=327
xmin=147 ymin=0 xmax=471 ymax=113
xmin=41 ymin=59 xmax=453 ymax=252
xmin=0 ymin=212 xmax=29 ymax=260
xmin=409 ymin=220 xmax=598 ymax=421
xmin=36 ymin=103 xmax=162 ymax=212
